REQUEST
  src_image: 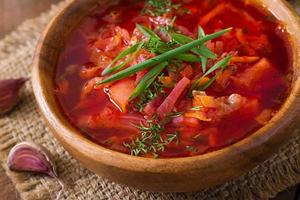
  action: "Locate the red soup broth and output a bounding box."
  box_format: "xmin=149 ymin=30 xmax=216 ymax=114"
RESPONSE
xmin=55 ymin=0 xmax=292 ymax=158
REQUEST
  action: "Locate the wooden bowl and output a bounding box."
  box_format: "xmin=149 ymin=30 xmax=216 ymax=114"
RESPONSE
xmin=32 ymin=0 xmax=300 ymax=192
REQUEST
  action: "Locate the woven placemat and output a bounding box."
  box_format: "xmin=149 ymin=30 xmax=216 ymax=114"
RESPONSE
xmin=0 ymin=1 xmax=300 ymax=199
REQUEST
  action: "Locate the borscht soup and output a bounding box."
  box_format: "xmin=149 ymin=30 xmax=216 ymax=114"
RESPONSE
xmin=55 ymin=0 xmax=292 ymax=158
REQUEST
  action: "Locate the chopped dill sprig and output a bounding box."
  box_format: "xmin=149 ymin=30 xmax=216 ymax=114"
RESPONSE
xmin=182 ymin=8 xmax=191 ymax=15
xmin=190 ymin=106 xmax=202 ymax=111
xmin=130 ymin=62 xmax=168 ymax=101
xmin=157 ymin=16 xmax=177 ymax=38
xmin=186 ymin=145 xmax=199 ymax=153
xmin=165 ymin=111 xmax=184 ymax=119
xmin=133 ymin=78 xmax=166 ymax=112
xmin=172 ymin=3 xmax=182 ymax=10
xmin=136 ymin=24 xmax=176 ymax=54
xmin=167 ymin=131 xmax=180 ymax=145
xmin=142 ymin=0 xmax=173 ymax=16
xmin=124 ymin=113 xmax=181 ymax=158
xmin=143 ymin=37 xmax=175 ymax=54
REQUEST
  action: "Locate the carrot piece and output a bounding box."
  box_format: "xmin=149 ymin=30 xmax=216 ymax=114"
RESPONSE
xmin=216 ymin=70 xmax=231 ymax=89
xmin=185 ymin=93 xmax=217 ymax=122
xmin=231 ymin=56 xmax=260 ymax=63
xmin=199 ymin=77 xmax=210 ymax=86
xmin=199 ymin=3 xmax=226 ymax=26
xmin=235 ymin=29 xmax=247 ymax=44
xmin=193 ymin=95 xmax=217 ymax=108
xmin=160 ymin=76 xmax=175 ymax=88
xmin=160 ymin=76 xmax=172 ymax=85
xmin=193 ymin=77 xmax=210 ymax=89
xmin=255 ymin=109 xmax=273 ymax=125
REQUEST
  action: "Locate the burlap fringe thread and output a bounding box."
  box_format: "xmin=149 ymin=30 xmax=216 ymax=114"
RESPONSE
xmin=0 ymin=1 xmax=300 ymax=200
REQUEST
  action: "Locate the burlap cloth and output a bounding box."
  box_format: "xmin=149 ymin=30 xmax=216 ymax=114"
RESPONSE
xmin=0 ymin=1 xmax=300 ymax=199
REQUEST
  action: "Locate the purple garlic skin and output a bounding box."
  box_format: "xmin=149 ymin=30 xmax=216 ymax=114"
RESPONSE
xmin=0 ymin=78 xmax=27 ymax=114
xmin=7 ymin=142 xmax=58 ymax=178
xmin=8 ymin=142 xmax=64 ymax=200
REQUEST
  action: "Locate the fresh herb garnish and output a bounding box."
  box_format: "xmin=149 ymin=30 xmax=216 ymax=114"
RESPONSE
xmin=182 ymin=8 xmax=191 ymax=15
xmin=168 ymin=59 xmax=185 ymax=75
xmin=165 ymin=111 xmax=184 ymax=119
xmin=157 ymin=16 xmax=176 ymax=38
xmin=171 ymin=31 xmax=216 ymax=59
xmin=142 ymin=0 xmax=173 ymax=16
xmin=136 ymin=24 xmax=176 ymax=54
xmin=190 ymin=106 xmax=202 ymax=111
xmin=102 ymin=43 xmax=140 ymax=76
xmin=168 ymin=131 xmax=180 ymax=145
xmin=143 ymin=37 xmax=175 ymax=54
xmin=130 ymin=62 xmax=168 ymax=101
xmin=101 ymin=42 xmax=144 ymax=76
xmin=186 ymin=145 xmax=198 ymax=153
xmin=176 ymin=53 xmax=202 ymax=62
xmin=171 ymin=26 xmax=217 ymax=73
xmin=123 ymin=114 xmax=180 ymax=158
xmin=133 ymin=79 xmax=165 ymax=112
xmin=193 ymin=133 xmax=201 ymax=140
xmin=198 ymin=26 xmax=209 ymax=73
xmin=100 ymin=27 xmax=232 ymax=85
xmin=136 ymin=24 xmax=161 ymax=40
xmin=172 ymin=4 xmax=182 ymax=10
xmin=99 ymin=25 xmax=232 ymax=118
xmin=189 ymin=55 xmax=232 ymax=95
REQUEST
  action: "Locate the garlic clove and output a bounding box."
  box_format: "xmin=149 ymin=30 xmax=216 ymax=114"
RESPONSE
xmin=7 ymin=142 xmax=58 ymax=178
xmin=0 ymin=78 xmax=27 ymax=114
xmin=8 ymin=142 xmax=65 ymax=200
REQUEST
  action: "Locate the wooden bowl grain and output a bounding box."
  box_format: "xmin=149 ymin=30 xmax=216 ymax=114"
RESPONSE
xmin=32 ymin=0 xmax=300 ymax=192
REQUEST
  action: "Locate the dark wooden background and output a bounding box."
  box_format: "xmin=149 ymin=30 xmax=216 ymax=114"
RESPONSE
xmin=0 ymin=0 xmax=299 ymax=199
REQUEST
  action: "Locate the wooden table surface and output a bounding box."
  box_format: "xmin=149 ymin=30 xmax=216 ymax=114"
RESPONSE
xmin=0 ymin=0 xmax=299 ymax=200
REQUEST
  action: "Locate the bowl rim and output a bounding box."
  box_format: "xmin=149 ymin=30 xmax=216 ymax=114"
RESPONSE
xmin=32 ymin=0 xmax=300 ymax=174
